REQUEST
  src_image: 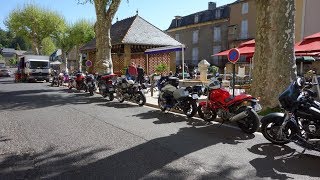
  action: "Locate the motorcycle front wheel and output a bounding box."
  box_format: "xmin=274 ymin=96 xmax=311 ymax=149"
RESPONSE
xmin=183 ymin=99 xmax=197 ymax=118
xmin=136 ymin=91 xmax=146 ymax=106
xmin=197 ymin=104 xmax=217 ymax=122
xmin=261 ymin=117 xmax=297 ymax=145
xmin=109 ymin=92 xmax=114 ymax=101
xmin=158 ymin=94 xmax=166 ymax=111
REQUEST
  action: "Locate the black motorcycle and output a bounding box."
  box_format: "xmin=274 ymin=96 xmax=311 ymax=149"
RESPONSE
xmin=115 ymin=78 xmax=146 ymax=106
xmin=97 ymin=74 xmax=115 ymax=101
xmin=261 ymin=77 xmax=320 ymax=152
xmin=158 ymin=77 xmax=198 ymax=118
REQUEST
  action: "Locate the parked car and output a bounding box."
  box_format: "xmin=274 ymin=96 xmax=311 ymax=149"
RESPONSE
xmin=0 ymin=69 xmax=11 ymax=77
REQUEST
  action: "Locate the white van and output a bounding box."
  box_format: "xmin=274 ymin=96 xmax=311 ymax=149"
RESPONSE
xmin=18 ymin=55 xmax=50 ymax=82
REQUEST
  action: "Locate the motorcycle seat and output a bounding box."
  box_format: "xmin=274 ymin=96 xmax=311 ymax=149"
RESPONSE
xmin=224 ymin=96 xmax=234 ymax=103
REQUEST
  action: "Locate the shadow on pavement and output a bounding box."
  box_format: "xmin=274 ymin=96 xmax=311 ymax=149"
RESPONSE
xmin=97 ymin=101 xmax=141 ymax=108
xmin=0 ymin=146 xmax=110 ymax=179
xmin=0 ymin=125 xmax=255 ymax=179
xmin=54 ymin=125 xmax=254 ymax=179
xmin=248 ymin=143 xmax=320 ymax=179
xmin=0 ymin=88 xmax=109 ymax=111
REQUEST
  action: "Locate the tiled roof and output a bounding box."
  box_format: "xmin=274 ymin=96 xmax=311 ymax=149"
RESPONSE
xmin=167 ymin=5 xmax=230 ymax=30
xmin=80 ymin=15 xmax=181 ymax=51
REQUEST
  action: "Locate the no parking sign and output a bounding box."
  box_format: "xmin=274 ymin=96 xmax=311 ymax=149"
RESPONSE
xmin=86 ymin=60 xmax=92 ymax=67
xmin=228 ymin=48 xmax=240 ymax=64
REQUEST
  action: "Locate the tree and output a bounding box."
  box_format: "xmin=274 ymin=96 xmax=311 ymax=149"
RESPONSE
xmin=5 ymin=4 xmax=66 ymax=54
xmin=155 ymin=63 xmax=168 ymax=74
xmin=41 ymin=37 xmax=56 ymax=56
xmin=0 ymin=28 xmax=30 ymax=50
xmin=79 ymin=0 xmax=122 ymax=74
xmin=251 ymin=0 xmax=296 ymax=109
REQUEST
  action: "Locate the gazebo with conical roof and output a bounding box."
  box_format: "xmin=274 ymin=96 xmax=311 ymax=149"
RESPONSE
xmin=80 ymin=15 xmax=182 ymax=75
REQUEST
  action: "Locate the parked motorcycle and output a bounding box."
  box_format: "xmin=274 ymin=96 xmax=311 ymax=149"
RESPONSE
xmin=158 ymin=77 xmax=198 ymax=118
xmin=97 ymin=74 xmax=115 ymax=100
xmin=197 ymin=78 xmax=261 ymax=134
xmin=261 ymin=77 xmax=320 ymax=152
xmin=68 ymin=72 xmax=87 ymax=91
xmin=86 ymin=74 xmax=96 ymax=96
xmin=115 ymin=78 xmax=146 ymax=106
xmin=51 ymin=71 xmax=63 ymax=87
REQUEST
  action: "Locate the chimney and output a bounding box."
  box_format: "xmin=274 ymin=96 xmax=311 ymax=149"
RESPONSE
xmin=174 ymin=16 xmax=182 ymax=27
xmin=208 ymin=2 xmax=216 ymax=10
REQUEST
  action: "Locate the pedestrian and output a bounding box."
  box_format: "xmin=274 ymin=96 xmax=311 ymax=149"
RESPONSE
xmin=137 ymin=65 xmax=144 ymax=84
xmin=128 ymin=62 xmax=138 ymax=81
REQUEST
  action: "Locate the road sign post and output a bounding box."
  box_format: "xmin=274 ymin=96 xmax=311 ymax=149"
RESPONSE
xmin=227 ymin=48 xmax=240 ymax=97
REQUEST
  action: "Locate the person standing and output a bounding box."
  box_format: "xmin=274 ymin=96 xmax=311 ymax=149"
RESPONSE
xmin=128 ymin=62 xmax=138 ymax=81
xmin=137 ymin=65 xmax=144 ymax=84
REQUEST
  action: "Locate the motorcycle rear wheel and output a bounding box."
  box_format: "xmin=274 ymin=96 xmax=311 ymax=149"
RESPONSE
xmin=236 ymin=107 xmax=260 ymax=134
xmin=183 ymin=99 xmax=197 ymax=118
xmin=158 ymin=95 xmax=166 ymax=111
xmin=197 ymin=104 xmax=217 ymax=122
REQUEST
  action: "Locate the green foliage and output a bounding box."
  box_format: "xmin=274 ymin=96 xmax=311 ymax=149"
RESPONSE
xmin=208 ymin=65 xmax=219 ymax=75
xmin=41 ymin=37 xmax=56 ymax=55
xmin=9 ymin=57 xmax=18 ymax=66
xmin=258 ymin=106 xmax=282 ymax=116
xmin=155 ymin=63 xmax=168 ymax=74
xmin=5 ymin=4 xmax=66 ymax=54
xmin=69 ymin=19 xmax=95 ymax=46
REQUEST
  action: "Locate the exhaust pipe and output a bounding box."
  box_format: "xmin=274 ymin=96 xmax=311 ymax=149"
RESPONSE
xmin=229 ymin=110 xmax=249 ymax=122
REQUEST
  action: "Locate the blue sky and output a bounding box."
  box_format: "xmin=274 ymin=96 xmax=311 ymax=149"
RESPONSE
xmin=0 ymin=0 xmax=235 ymax=31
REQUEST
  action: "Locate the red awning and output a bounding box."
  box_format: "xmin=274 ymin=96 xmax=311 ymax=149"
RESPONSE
xmin=213 ymin=46 xmax=255 ymax=57
xmin=213 ymin=39 xmax=255 ymax=57
xmin=295 ymin=32 xmax=320 ymax=53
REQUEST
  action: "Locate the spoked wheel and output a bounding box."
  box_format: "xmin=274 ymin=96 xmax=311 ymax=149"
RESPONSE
xmin=109 ymin=93 xmax=114 ymax=101
xmin=183 ymin=99 xmax=197 ymax=118
xmin=136 ymin=91 xmax=146 ymax=106
xmin=116 ymin=90 xmax=125 ymax=103
xmin=158 ymin=96 xmax=166 ymax=112
xmin=197 ymin=104 xmax=217 ymax=122
xmin=261 ymin=118 xmax=297 ymax=145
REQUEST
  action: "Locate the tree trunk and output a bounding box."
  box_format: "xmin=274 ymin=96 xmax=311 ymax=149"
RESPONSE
xmin=93 ymin=0 xmax=121 ymax=74
xmin=252 ymin=0 xmax=296 ymax=109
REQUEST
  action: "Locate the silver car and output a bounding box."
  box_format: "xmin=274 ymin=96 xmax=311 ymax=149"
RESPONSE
xmin=0 ymin=69 xmax=11 ymax=77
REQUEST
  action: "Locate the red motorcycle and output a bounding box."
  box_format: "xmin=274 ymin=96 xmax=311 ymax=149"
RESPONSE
xmin=198 ymin=79 xmax=262 ymax=134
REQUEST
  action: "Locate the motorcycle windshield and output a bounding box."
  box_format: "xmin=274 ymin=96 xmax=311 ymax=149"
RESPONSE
xmin=278 ymin=82 xmax=300 ymax=111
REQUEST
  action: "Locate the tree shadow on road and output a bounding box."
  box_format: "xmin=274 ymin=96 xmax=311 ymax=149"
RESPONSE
xmin=0 ymin=146 xmax=110 ymax=179
xmin=0 ymin=125 xmax=255 ymax=179
xmin=248 ymin=143 xmax=320 ymax=179
xmin=97 ymin=101 xmax=142 ymax=109
xmin=0 ymin=88 xmax=110 ymax=111
xmin=53 ymin=125 xmax=254 ymax=179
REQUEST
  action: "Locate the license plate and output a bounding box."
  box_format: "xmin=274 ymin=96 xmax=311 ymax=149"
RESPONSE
xmin=254 ymin=103 xmax=262 ymax=112
xmin=192 ymin=94 xmax=199 ymax=99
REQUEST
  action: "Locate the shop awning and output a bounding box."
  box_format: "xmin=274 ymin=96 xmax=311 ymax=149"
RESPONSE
xmin=144 ymin=45 xmax=185 ymax=54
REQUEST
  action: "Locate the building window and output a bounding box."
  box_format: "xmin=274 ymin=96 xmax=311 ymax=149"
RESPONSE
xmin=176 ymin=52 xmax=180 ymax=62
xmin=192 ymin=47 xmax=199 ymax=64
xmin=175 ymin=34 xmax=180 ymax=41
xmin=193 ymin=30 xmax=199 ymax=44
xmin=215 ymin=9 xmax=221 ymax=19
xmin=241 ymin=19 xmax=248 ymax=39
xmin=194 ymin=14 xmax=199 ymax=23
xmin=213 ymin=46 xmax=221 ymax=61
xmin=213 ymin=26 xmax=221 ymax=42
xmin=242 ymin=2 xmax=248 ymax=14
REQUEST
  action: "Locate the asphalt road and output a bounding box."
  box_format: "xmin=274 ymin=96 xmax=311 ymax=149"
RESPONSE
xmin=0 ymin=77 xmax=320 ymax=180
